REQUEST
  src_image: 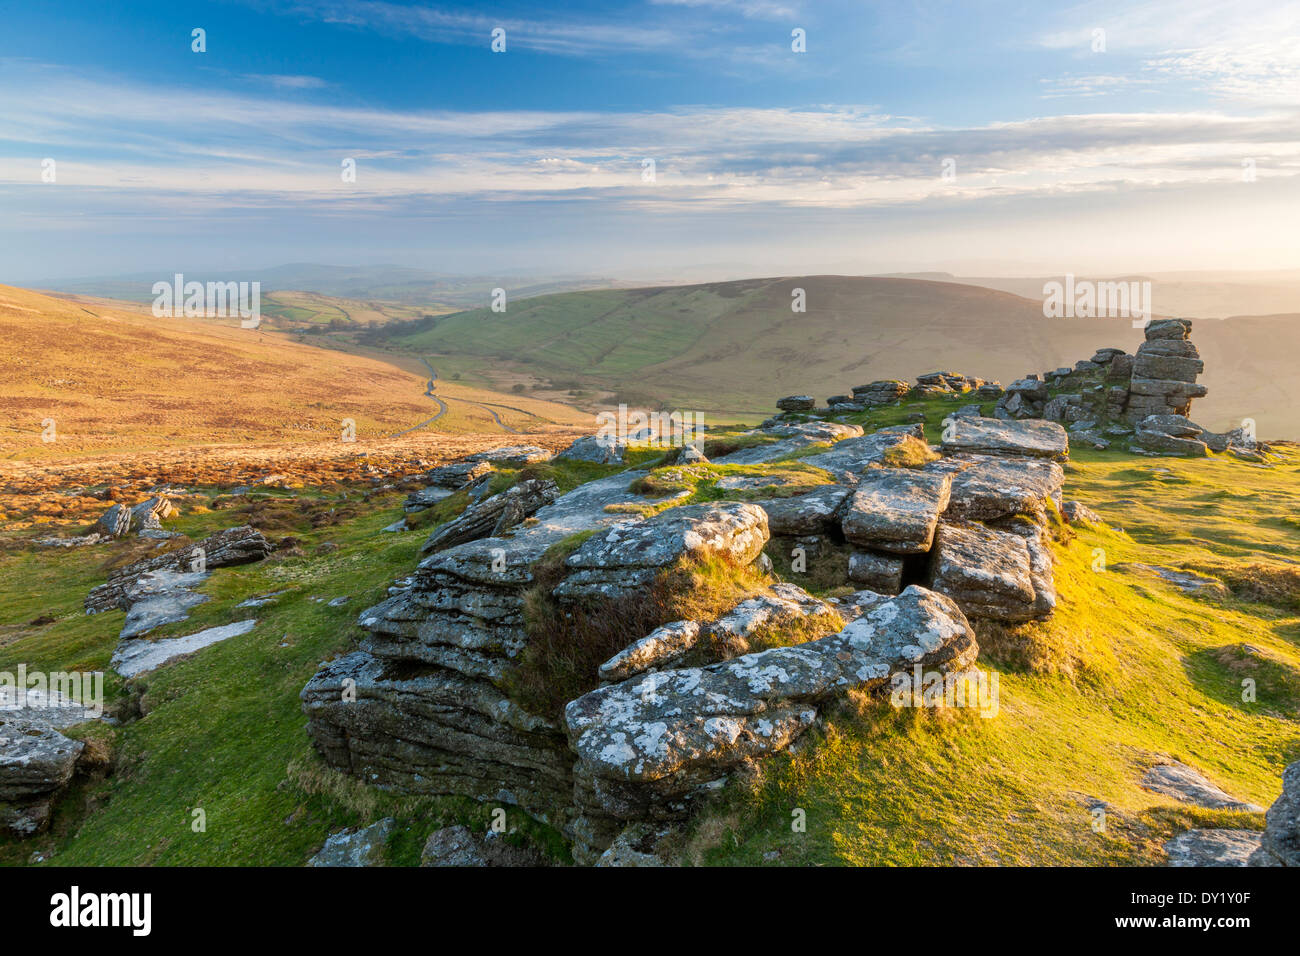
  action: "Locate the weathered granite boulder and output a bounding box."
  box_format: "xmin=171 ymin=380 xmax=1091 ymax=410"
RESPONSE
xmin=91 ymin=496 xmax=178 ymax=538
xmin=307 ymin=818 xmax=395 ymax=867
xmin=599 ymin=621 xmax=702 ymax=683
xmin=405 ymin=486 xmax=456 ymax=513
xmin=924 ymin=454 xmax=1064 ymax=522
xmin=1061 ymin=500 xmax=1103 ymax=525
xmin=1251 ymin=760 xmax=1300 ymax=866
xmin=556 ymin=435 xmax=626 ymax=465
xmin=466 ymin=445 xmax=552 ymax=465
xmin=418 ymin=825 xmax=545 ymax=866
xmin=554 ymin=503 xmax=769 ymax=603
xmin=195 ymin=524 xmax=275 ymax=567
xmin=847 ymin=551 xmax=904 ymax=594
xmin=1134 ymin=415 xmax=1209 ymax=456
xmin=91 ymin=503 xmax=132 ymax=538
xmin=302 ymin=651 xmax=574 ymax=818
xmin=753 ymin=485 xmax=850 ymax=535
xmin=798 ymin=425 xmax=925 ymax=482
xmin=85 ymin=526 xmax=271 ymax=614
xmin=424 ymin=459 xmax=494 ymax=489
xmin=928 ymin=520 xmax=1055 ymax=622
xmin=841 ymin=468 xmax=953 ymax=554
xmin=702 ymin=583 xmax=839 ymax=659
xmin=564 ymin=585 xmax=977 ymax=861
xmin=940 ymin=417 xmax=1069 ymax=461
xmin=0 ymin=715 xmax=84 ymax=836
xmin=776 ymin=395 xmax=815 ymax=412
xmin=1166 ymin=829 xmax=1264 ymax=867
xmin=851 ymin=380 xmax=910 ymax=405
xmin=421 ymin=479 xmax=560 ymax=554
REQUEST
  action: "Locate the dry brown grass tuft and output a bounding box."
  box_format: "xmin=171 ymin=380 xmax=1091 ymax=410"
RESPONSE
xmin=505 ymin=550 xmax=769 ymax=718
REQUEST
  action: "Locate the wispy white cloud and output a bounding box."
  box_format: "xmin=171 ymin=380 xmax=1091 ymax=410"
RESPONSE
xmin=649 ymin=0 xmax=801 ymax=20
xmin=1037 ymin=0 xmax=1300 ymax=104
xmin=242 ymin=73 xmax=331 ymax=89
xmin=2 ymin=65 xmax=1297 ymax=218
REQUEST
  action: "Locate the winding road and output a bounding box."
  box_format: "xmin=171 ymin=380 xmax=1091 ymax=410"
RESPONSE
xmin=384 ymin=357 xmax=548 ymax=438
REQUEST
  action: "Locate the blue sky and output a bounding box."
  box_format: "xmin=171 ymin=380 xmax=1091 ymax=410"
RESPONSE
xmin=2 ymin=0 xmax=1298 ymax=282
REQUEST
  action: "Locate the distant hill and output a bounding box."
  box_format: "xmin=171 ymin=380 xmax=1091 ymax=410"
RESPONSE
xmin=39 ymin=264 xmax=638 ymax=312
xmin=883 ymin=271 xmax=1300 ymax=320
xmin=0 ymin=285 xmax=585 ymax=457
xmin=373 ymin=275 xmax=1300 ymax=436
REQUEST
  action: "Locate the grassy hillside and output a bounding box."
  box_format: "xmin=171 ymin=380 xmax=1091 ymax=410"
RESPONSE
xmin=370 ymin=276 xmax=1300 ymax=435
xmin=0 ymin=285 xmax=587 ymax=459
xmin=1 ymin=389 xmax=1294 ymax=866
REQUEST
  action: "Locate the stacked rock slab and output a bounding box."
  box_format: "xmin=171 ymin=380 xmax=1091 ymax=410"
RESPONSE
xmin=301 ymin=475 xmax=770 ymax=826
xmin=851 ymin=380 xmax=910 ymax=406
xmin=303 ymin=411 xmax=1070 ymax=861
xmin=565 ymin=585 xmax=977 ymax=862
xmin=993 ymin=320 xmax=1206 ymax=431
xmin=1125 ymin=319 xmax=1206 ymax=423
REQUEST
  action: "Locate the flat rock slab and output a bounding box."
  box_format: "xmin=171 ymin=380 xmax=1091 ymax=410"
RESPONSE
xmin=465 ymin=445 xmax=551 ymax=464
xmin=600 ymin=620 xmax=701 ymax=683
xmin=118 ymin=569 xmax=211 ymax=640
xmin=308 ymin=818 xmax=394 ymax=867
xmin=404 ymin=486 xmax=455 ymax=513
xmin=555 ymin=502 xmax=769 ymax=602
xmin=566 ymin=585 xmax=976 ymax=797
xmin=799 ymin=426 xmax=924 ymax=481
xmin=754 ymin=485 xmax=850 ymax=535
xmin=1165 ymin=829 xmax=1264 ymax=867
xmin=841 ymin=468 xmax=952 ymax=554
xmin=716 ymin=422 xmax=862 ymax=466
xmin=112 ymin=619 xmax=258 ymax=678
xmin=0 ymin=688 xmax=102 ymax=728
xmin=1123 ymin=565 xmax=1230 ymax=599
xmin=715 ymin=473 xmax=810 ymax=492
xmin=925 ymin=454 xmax=1064 ymax=521
xmin=1141 ymin=761 xmax=1262 ymax=811
xmin=940 ymin=417 xmax=1069 ymax=461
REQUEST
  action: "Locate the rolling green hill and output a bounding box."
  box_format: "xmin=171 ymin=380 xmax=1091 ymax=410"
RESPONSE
xmin=373 ymin=276 xmax=1300 ymax=435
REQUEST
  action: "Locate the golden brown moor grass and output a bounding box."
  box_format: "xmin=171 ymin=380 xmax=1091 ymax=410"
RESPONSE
xmin=0 ymin=284 xmax=586 ymax=458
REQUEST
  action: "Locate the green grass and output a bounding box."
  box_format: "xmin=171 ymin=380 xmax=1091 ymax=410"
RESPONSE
xmin=676 ymin=434 xmax=1300 ymax=865
xmin=1 ymin=396 xmax=1297 ymax=866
